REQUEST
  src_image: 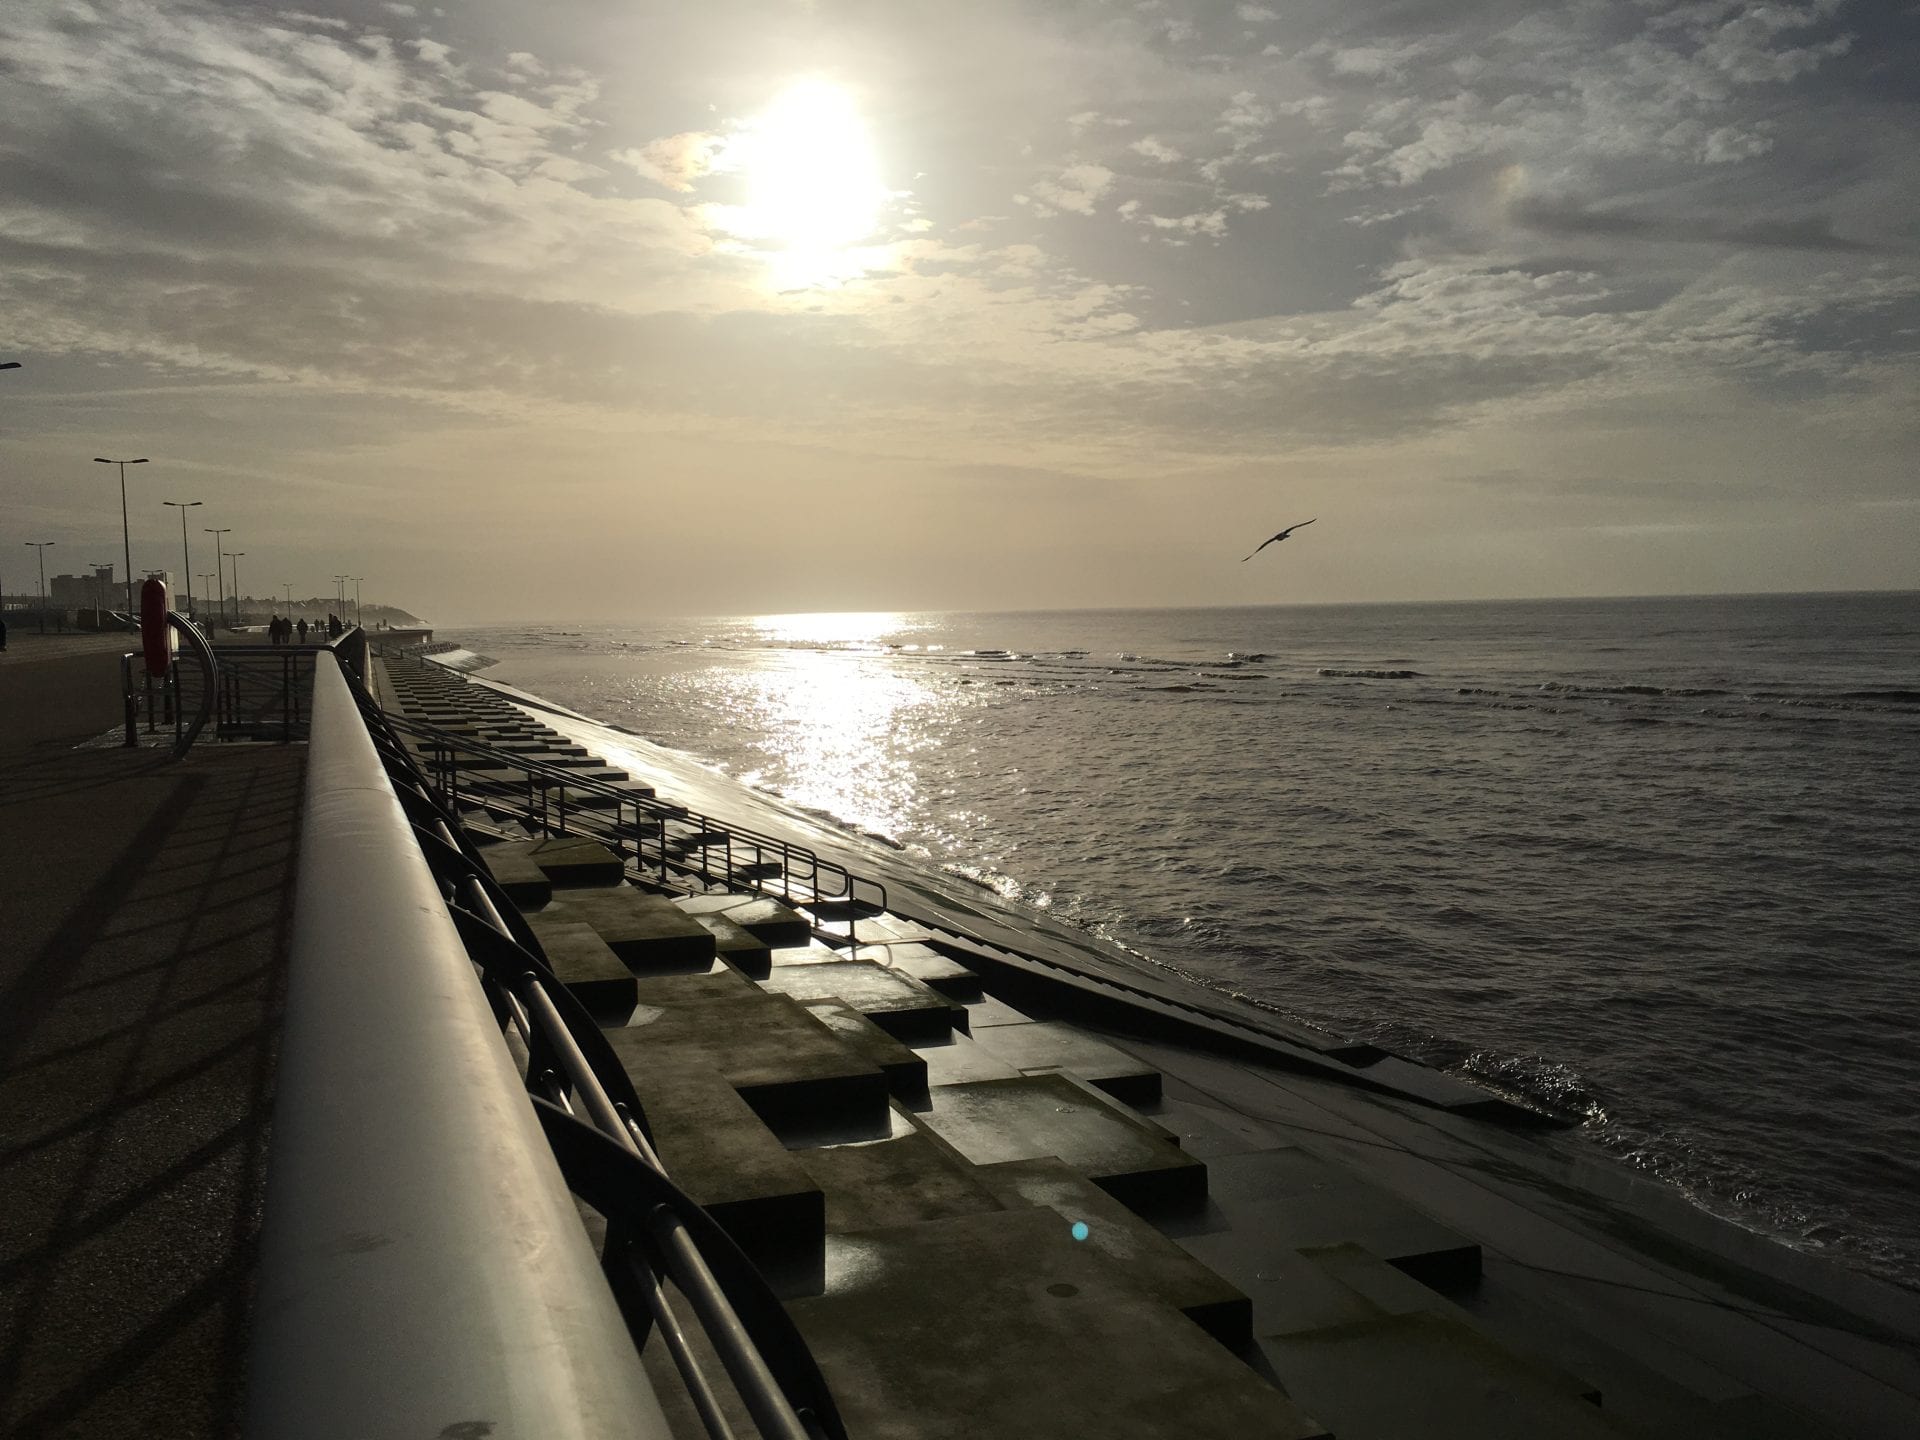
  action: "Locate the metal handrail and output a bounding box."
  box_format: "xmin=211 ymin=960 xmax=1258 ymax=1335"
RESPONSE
xmin=341 ymin=656 xmax=848 ymax=1440
xmin=248 ymin=652 xmax=674 ymax=1439
xmin=381 ymin=708 xmax=888 ymax=915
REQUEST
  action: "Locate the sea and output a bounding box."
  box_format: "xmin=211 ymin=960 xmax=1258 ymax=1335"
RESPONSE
xmin=448 ymin=592 xmax=1920 ymax=1290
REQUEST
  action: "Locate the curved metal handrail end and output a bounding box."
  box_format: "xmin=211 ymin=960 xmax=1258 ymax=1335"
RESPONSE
xmin=166 ymin=611 xmax=218 ymax=759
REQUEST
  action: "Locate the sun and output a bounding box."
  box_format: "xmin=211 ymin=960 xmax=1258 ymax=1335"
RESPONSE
xmin=731 ymin=80 xmax=887 ymax=254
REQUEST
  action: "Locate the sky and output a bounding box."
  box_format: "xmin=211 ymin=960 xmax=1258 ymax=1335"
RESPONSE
xmin=1 ymin=0 xmax=1916 ymax=621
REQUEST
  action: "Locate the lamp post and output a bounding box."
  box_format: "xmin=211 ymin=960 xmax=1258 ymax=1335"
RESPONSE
xmin=162 ymin=500 xmax=202 ymax=619
xmin=87 ymin=562 xmax=115 ymax=612
xmin=24 ymin=541 xmax=54 ymax=633
xmin=350 ymin=577 xmax=363 ymax=628
xmin=205 ymin=528 xmax=230 ymax=630
xmin=93 ymin=457 xmax=149 ymax=617
xmin=228 ymin=552 xmax=246 ymax=628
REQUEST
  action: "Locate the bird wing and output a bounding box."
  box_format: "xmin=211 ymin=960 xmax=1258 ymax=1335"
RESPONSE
xmin=1281 ymin=518 xmax=1317 ymax=537
xmin=1241 ymin=534 xmax=1280 ymax=562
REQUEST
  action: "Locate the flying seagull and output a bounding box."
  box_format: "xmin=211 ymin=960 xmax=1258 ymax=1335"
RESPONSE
xmin=1242 ymin=518 xmax=1316 ymax=561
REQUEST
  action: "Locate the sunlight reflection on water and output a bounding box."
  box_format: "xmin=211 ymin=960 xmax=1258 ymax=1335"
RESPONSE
xmin=715 ymin=648 xmax=946 ymax=841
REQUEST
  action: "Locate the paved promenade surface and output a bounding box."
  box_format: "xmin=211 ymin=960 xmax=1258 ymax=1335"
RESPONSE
xmin=0 ymin=639 xmax=303 ymax=1438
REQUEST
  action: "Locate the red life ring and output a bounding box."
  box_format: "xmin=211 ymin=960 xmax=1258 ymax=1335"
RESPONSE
xmin=141 ymin=577 xmax=172 ymax=677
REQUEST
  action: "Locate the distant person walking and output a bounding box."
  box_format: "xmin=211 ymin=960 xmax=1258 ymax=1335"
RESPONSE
xmin=297 ymin=617 xmax=308 ymax=644
xmin=0 ymin=612 xmax=8 ymax=652
xmin=328 ymin=612 xmax=341 ymax=639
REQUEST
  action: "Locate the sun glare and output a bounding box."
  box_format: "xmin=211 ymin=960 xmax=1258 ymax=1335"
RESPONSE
xmin=731 ymin=80 xmax=887 ymax=260
xmin=752 ymin=611 xmax=910 ymax=648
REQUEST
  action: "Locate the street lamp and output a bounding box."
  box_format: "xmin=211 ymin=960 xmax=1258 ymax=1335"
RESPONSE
xmin=350 ymin=577 xmax=364 ymax=628
xmin=205 ymin=528 xmax=230 ymax=629
xmin=162 ymin=500 xmax=202 ymax=619
xmin=227 ymin=552 xmax=246 ymax=628
xmin=24 ymin=541 xmax=54 ymax=633
xmin=93 ymin=457 xmax=149 ymax=617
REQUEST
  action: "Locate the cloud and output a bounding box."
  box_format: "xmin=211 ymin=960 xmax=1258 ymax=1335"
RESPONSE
xmin=611 ymin=131 xmax=722 ymax=192
xmin=1026 ymin=163 xmax=1115 ymax=217
xmin=1314 ymin=1 xmax=1863 ymax=194
xmin=0 ymin=0 xmax=1913 ymax=579
xmin=1510 ymin=198 xmax=1881 ymax=254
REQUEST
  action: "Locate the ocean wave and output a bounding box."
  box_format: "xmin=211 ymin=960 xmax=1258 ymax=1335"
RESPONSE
xmin=1461 ymin=1050 xmax=1607 ymax=1124
xmin=1319 ymin=667 xmax=1425 ymax=679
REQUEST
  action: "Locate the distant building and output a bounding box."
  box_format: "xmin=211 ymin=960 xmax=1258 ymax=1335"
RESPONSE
xmin=49 ymin=566 xmax=116 ymax=608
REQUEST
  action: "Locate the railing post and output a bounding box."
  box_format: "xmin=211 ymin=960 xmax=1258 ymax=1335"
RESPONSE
xmin=122 ymin=654 xmax=138 ymax=748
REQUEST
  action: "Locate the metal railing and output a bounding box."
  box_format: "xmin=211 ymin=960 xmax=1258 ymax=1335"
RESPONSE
xmin=119 ymin=612 xmax=218 ymax=759
xmin=383 ymin=708 xmax=887 ymax=916
xmin=281 ymin=652 xmax=848 ymax=1440
xmin=249 ymin=652 xmax=675 ymax=1440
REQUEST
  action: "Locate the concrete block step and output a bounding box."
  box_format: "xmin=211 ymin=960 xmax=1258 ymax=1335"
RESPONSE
xmin=760 ymin=959 xmax=964 ymax=1043
xmin=791 ymin=1208 xmax=1327 ymax=1440
xmin=975 ymin=1157 xmax=1253 ymax=1348
xmin=663 ymin=828 xmax=732 ymax=854
xmin=535 ymin=888 xmax=716 ymax=974
xmin=795 ymin=1114 xmax=1004 ymax=1234
xmin=606 ymin=969 xmax=891 ymax=1140
xmin=476 ymin=839 xmax=552 ymax=908
xmin=965 ymin=994 xmax=1038 ymax=1029
xmin=768 ymin=938 xmax=845 ymax=966
xmin=563 ymin=788 xmax=650 ymax=811
xmin=687 ymin=912 xmax=773 ymax=979
xmin=802 ymin=999 xmax=929 ymax=1099
xmin=618 ymin=1056 xmax=824 ymax=1287
xmin=524 ymin=750 xmax=598 ymax=767
xmin=494 ymin=835 xmax=626 ymax=888
xmin=916 ymin=1072 xmax=1208 ymax=1215
xmin=533 ymin=920 xmax=637 ymax=1021
xmin=915 ymin=1031 xmax=1024 ymax=1088
xmin=966 ymin=1020 xmax=1163 ymax=1107
xmin=850 ymin=941 xmax=985 ymax=1000
xmin=1256 ymin=1312 xmax=1633 ymax=1440
xmin=728 ymin=859 xmax=786 ymax=881
xmin=1306 ymin=1243 xmax=1597 ymax=1400
xmin=816 ymin=910 xmax=937 ymax=947
xmin=1169 ymin=1148 xmax=1481 ymax=1294
xmin=671 ymin=893 xmax=812 ymax=947
xmin=535 ymin=764 xmax=628 ymax=783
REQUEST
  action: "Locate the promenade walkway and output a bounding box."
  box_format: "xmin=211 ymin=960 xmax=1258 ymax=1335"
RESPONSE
xmin=0 ymin=635 xmax=303 ymax=1438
